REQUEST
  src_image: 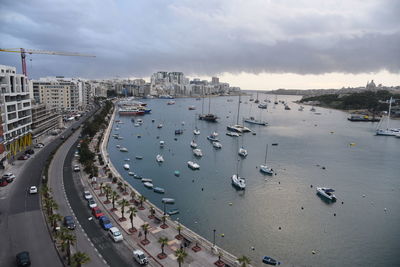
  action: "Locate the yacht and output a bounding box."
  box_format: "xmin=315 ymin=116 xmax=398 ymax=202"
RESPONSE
xmin=123 ymin=164 xmax=130 ymax=170
xmin=226 ymin=131 xmax=240 ymax=137
xmin=376 ymin=97 xmax=397 ymax=136
xmin=316 ymin=187 xmax=337 ymax=201
xmin=187 ymin=161 xmax=200 ymax=170
xmin=238 ymin=147 xmax=248 ymax=157
xmin=244 ymin=117 xmax=267 ymax=126
xmin=156 ymin=154 xmax=164 ymax=162
xmin=226 ymin=124 xmax=251 ymax=133
xmin=212 ymin=141 xmax=222 ymax=149
xmin=143 ymin=182 xmax=154 ymax=189
xmin=190 ymin=140 xmax=198 ymax=148
xmin=231 ymin=174 xmax=246 ymax=190
xmin=193 ymin=148 xmax=203 ymax=157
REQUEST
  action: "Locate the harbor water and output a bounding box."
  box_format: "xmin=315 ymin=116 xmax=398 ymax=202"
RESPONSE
xmin=107 ymin=95 xmax=400 ymax=267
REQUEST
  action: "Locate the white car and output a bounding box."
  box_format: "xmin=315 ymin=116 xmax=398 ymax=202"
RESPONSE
xmin=2 ymin=172 xmax=16 ymax=183
xmin=133 ymin=250 xmax=149 ymax=265
xmin=73 ymin=165 xmax=80 ymax=172
xmin=29 ymin=186 xmax=38 ymax=194
xmin=87 ymin=198 xmax=97 ymax=208
xmin=108 ymin=227 xmax=123 ymax=242
xmin=83 ymin=191 xmax=92 ymax=200
xmin=34 ymin=143 xmax=44 ymax=148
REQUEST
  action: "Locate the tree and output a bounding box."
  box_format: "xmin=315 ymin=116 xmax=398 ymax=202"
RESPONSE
xmin=175 ymin=248 xmax=188 ymax=267
xmin=104 ymin=185 xmax=112 ymax=202
xmin=158 ymin=236 xmax=169 ymax=256
xmin=57 ymin=227 xmax=76 ymax=265
xmin=161 ymin=215 xmax=168 ymax=227
xmin=141 ymin=223 xmax=150 ymax=241
xmin=71 ymin=251 xmax=91 ymax=267
xmin=118 ymin=198 xmax=130 ymax=220
xmin=44 ymin=197 xmax=58 ymax=216
xmin=123 ymin=183 xmax=128 ymax=194
xmin=128 ymin=206 xmax=137 ymax=231
xmin=138 ymin=195 xmax=146 ymax=209
xmin=111 ymin=190 xmax=119 ymax=210
xmin=40 ymin=184 xmax=51 ymax=199
xmin=49 ymin=213 xmax=63 ymax=232
xmin=237 ymin=255 xmax=251 ymax=267
xmin=130 ymin=190 xmax=136 ymax=203
xmin=176 ymin=224 xmax=183 ymax=237
xmin=149 ymin=206 xmax=156 ymax=218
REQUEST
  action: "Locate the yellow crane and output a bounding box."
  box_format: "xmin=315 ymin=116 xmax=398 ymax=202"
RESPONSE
xmin=0 ymin=48 xmax=95 ymax=77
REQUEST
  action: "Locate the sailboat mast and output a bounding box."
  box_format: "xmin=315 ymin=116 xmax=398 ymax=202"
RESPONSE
xmin=236 ymin=94 xmax=241 ymax=124
xmin=264 ymin=144 xmax=268 ymax=164
xmin=208 ymin=88 xmax=211 ymax=114
xmin=387 ymin=97 xmax=392 ymax=129
xmin=201 ymin=87 xmax=205 ymax=115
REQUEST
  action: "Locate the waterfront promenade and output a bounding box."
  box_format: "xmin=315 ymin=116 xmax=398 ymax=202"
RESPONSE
xmin=80 ymin=106 xmax=250 ymax=266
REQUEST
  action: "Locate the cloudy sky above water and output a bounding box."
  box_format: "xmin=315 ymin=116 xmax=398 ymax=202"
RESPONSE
xmin=0 ymin=0 xmax=399 ymax=89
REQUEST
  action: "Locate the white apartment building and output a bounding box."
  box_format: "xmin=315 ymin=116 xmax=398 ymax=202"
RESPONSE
xmin=0 ymin=65 xmax=32 ymax=165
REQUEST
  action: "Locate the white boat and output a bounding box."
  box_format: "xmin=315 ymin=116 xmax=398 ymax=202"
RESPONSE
xmin=238 ymin=147 xmax=248 ymax=157
xmin=212 ymin=141 xmax=222 ymax=149
xmin=212 ymin=132 xmax=219 ymax=137
xmin=316 ymin=187 xmax=336 ymax=201
xmin=160 ymin=141 xmax=165 ymax=147
xmin=128 ymin=172 xmax=134 ymax=176
xmin=136 ymin=119 xmax=143 ymax=124
xmin=190 ymin=140 xmax=198 ymax=148
xmin=207 ymin=135 xmax=219 ymax=142
xmin=187 ymin=161 xmax=200 ymax=170
xmin=143 ymin=182 xmax=154 ymax=189
xmin=156 ymin=154 xmax=164 ymax=162
xmin=376 ymin=97 xmax=397 ymax=136
xmin=310 ymin=106 xmax=316 ymax=112
xmin=193 ymin=128 xmax=200 ymax=135
xmin=298 ymin=106 xmax=304 ymax=111
xmin=226 ymin=131 xmax=240 ymax=137
xmin=260 ymin=144 xmax=274 ymax=175
xmin=231 ymin=174 xmax=246 ymax=190
xmin=226 ymin=124 xmax=251 ymax=133
xmin=120 ymin=147 xmax=128 ymax=152
xmin=141 ymin=178 xmax=153 ymax=183
xmin=123 ymin=164 xmax=130 ymax=170
xmin=181 ymin=121 xmax=185 ymax=126
xmin=244 ymin=117 xmax=267 ymax=126
xmin=167 ymin=100 xmax=175 ymax=105
xmin=157 ymin=124 xmax=163 ymax=128
xmin=134 ymin=123 xmax=140 ymax=127
xmin=116 ymin=145 xmax=121 ymax=148
xmin=193 ymin=148 xmax=203 ymax=157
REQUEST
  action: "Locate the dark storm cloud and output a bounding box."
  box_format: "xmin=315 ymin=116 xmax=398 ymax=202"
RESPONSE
xmin=0 ymin=0 xmax=399 ymax=78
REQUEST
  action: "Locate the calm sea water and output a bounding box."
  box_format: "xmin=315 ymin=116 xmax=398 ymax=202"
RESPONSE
xmin=107 ymin=95 xmax=400 ymax=267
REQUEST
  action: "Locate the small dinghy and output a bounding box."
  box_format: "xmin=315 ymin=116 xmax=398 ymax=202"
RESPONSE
xmin=262 ymin=256 xmax=280 ymax=265
xmin=153 ymin=187 xmax=165 ymax=194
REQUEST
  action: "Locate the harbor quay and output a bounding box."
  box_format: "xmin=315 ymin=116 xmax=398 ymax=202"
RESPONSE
xmin=92 ymin=104 xmax=248 ymax=266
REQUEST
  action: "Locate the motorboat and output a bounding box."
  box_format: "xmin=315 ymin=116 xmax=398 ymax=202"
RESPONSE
xmin=157 ymin=124 xmax=163 ymax=128
xmin=231 ymin=174 xmax=246 ymax=190
xmin=133 ymin=174 xmax=142 ymax=179
xmin=175 ymin=129 xmax=183 ymax=135
xmin=128 ymin=172 xmax=135 ymax=176
xmin=167 ymin=208 xmax=180 ymax=215
xmin=116 ymin=145 xmax=121 ymax=148
xmin=212 ymin=141 xmax=222 ymax=149
xmin=193 ymin=148 xmax=203 ymax=157
xmin=316 ymin=187 xmax=337 ymax=201
xmin=190 ymin=140 xmax=198 ymax=148
xmin=284 ymin=105 xmax=291 ymax=110
xmin=134 ymin=123 xmax=140 ymax=127
xmin=135 ymin=156 xmax=143 ymax=160
xmin=212 ymin=131 xmax=219 ymax=137
xmin=167 ymin=100 xmax=175 ymax=105
xmin=174 ymin=170 xmax=180 ymax=176
xmin=207 ymin=135 xmax=219 ymax=142
xmin=181 ymin=121 xmax=185 ymax=126
xmin=244 ymin=117 xmax=267 ymax=126
xmin=120 ymin=147 xmax=128 ymax=152
xmin=160 ymin=141 xmax=165 ymax=147
xmin=262 ymin=256 xmax=280 ymax=265
xmin=226 ymin=124 xmax=251 ymax=133
xmin=226 ymin=131 xmax=240 ymax=137
xmin=117 ymin=136 xmax=124 ymax=140
xmin=193 ymin=128 xmax=200 ymax=135
xmin=143 ymin=182 xmax=154 ymax=189
xmin=238 ymin=147 xmax=248 ymax=157
xmin=156 ymin=154 xmax=164 ymax=162
xmin=153 ymin=187 xmax=165 ymax=194
xmin=123 ymin=164 xmax=130 ymax=170
xmin=298 ymin=106 xmax=304 ymax=111
xmin=198 ymin=113 xmax=218 ymax=122
xmin=162 ymin=198 xmax=175 ymax=204
xmin=258 ymin=103 xmax=267 ymax=109
xmin=310 ymin=106 xmax=316 ymax=112
xmin=124 ymin=158 xmax=130 ymax=161
xmin=187 ymin=161 xmax=200 ymax=170
xmin=141 ymin=178 xmax=153 ymax=183
xmin=188 ymin=106 xmax=196 ymax=110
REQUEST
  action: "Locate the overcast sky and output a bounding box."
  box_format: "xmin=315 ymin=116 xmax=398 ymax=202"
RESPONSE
xmin=0 ymin=0 xmax=399 ymax=89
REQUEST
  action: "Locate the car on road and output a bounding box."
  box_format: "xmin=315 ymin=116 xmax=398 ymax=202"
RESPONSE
xmin=2 ymin=172 xmax=16 ymax=183
xmin=83 ymin=191 xmax=92 ymax=200
xmin=133 ymin=249 xmax=149 ymax=265
xmin=73 ymin=165 xmax=80 ymax=172
xmin=87 ymin=198 xmax=97 ymax=208
xmin=108 ymin=227 xmax=123 ymax=242
xmin=99 ymin=216 xmax=113 ymax=230
xmin=25 ymin=149 xmax=35 ymax=155
xmin=34 ymin=143 xmax=44 ymax=148
xmin=29 ymin=186 xmax=38 ymax=194
xmin=60 ymin=135 xmax=65 ymax=140
xmin=18 ymin=155 xmax=29 ymax=160
xmin=63 ymin=216 xmax=76 ymax=230
xmin=91 ymin=207 xmax=104 ymax=219
xmin=16 ymin=251 xmax=31 ymax=266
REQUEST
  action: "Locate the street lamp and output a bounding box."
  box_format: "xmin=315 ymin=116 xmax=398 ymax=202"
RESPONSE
xmin=163 ymin=202 xmax=166 ymax=215
xmin=213 ymin=229 xmax=216 ymax=247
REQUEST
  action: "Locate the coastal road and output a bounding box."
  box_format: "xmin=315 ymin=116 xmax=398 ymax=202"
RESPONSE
xmin=0 ymin=113 xmax=92 ymax=266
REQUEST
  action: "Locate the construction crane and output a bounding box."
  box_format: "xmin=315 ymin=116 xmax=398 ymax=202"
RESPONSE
xmin=0 ymin=48 xmax=95 ymax=77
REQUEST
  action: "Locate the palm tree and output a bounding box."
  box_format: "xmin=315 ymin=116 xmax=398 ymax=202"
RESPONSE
xmin=44 ymin=197 xmax=58 ymax=216
xmin=175 ymin=248 xmax=188 ymax=267
xmin=40 ymin=184 xmax=51 ymax=199
xmin=49 ymin=213 xmax=63 ymax=232
xmin=158 ymin=236 xmax=169 ymax=256
xmin=99 ymin=182 xmax=104 ymax=196
xmin=128 ymin=206 xmax=137 ymax=232
xmin=130 ymin=190 xmax=136 ymax=203
xmin=141 ymin=223 xmax=150 ymax=241
xmin=176 ymin=224 xmax=183 ymax=238
xmin=217 ymin=251 xmax=223 ymax=263
xmin=71 ymin=251 xmax=91 ymax=267
xmin=111 ymin=191 xmax=119 ymax=210
xmin=104 ymin=185 xmax=112 ymax=203
xmin=161 ymin=215 xmax=168 ymax=228
xmin=57 ymin=227 xmax=76 ymax=265
xmin=237 ymin=255 xmax=251 ymax=267
xmin=138 ymin=195 xmax=146 ymax=209
xmin=118 ymin=198 xmax=130 ymax=220
xmin=123 ymin=183 xmax=128 ymax=195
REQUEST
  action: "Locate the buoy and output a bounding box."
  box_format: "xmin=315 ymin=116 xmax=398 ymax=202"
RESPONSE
xmin=201 ymin=188 xmax=204 ymax=191
xmin=341 ymin=201 xmax=344 ymax=204
xmin=334 ymin=213 xmax=336 ymax=216
xmin=278 ymin=181 xmax=280 ymax=184
xmin=278 ymin=227 xmax=281 ymax=230
xmin=301 ymin=206 xmax=304 ymax=210
xmin=310 ymin=185 xmax=313 ymax=188
xmin=322 ymin=166 xmax=326 ymax=170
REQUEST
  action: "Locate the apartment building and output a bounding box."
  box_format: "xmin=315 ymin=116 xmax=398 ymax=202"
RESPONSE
xmin=0 ymin=65 xmax=32 ymax=166
xmin=31 ymin=104 xmax=61 ymax=142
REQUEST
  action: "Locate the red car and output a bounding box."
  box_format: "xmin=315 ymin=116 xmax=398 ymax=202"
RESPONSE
xmin=91 ymin=207 xmax=104 ymax=219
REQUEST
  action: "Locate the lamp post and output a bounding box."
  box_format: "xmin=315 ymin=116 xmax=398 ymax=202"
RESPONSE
xmin=213 ymin=229 xmax=216 ymax=247
xmin=163 ymin=202 xmax=166 ymax=215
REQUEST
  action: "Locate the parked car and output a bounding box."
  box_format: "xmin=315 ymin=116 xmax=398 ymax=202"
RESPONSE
xmin=83 ymin=191 xmax=92 ymax=200
xmin=18 ymin=155 xmax=29 ymax=160
xmin=63 ymin=216 xmax=76 ymax=230
xmin=99 ymin=216 xmax=113 ymax=230
xmin=34 ymin=143 xmax=44 ymax=148
xmin=25 ymin=149 xmax=34 ymax=155
xmin=87 ymin=198 xmax=97 ymax=208
xmin=108 ymin=227 xmax=123 ymax=242
xmin=91 ymin=207 xmax=104 ymax=219
xmin=73 ymin=165 xmax=80 ymax=172
xmin=2 ymin=172 xmax=15 ymax=183
xmin=133 ymin=249 xmax=149 ymax=265
xmin=29 ymin=186 xmax=38 ymax=194
xmin=16 ymin=251 xmax=31 ymax=266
